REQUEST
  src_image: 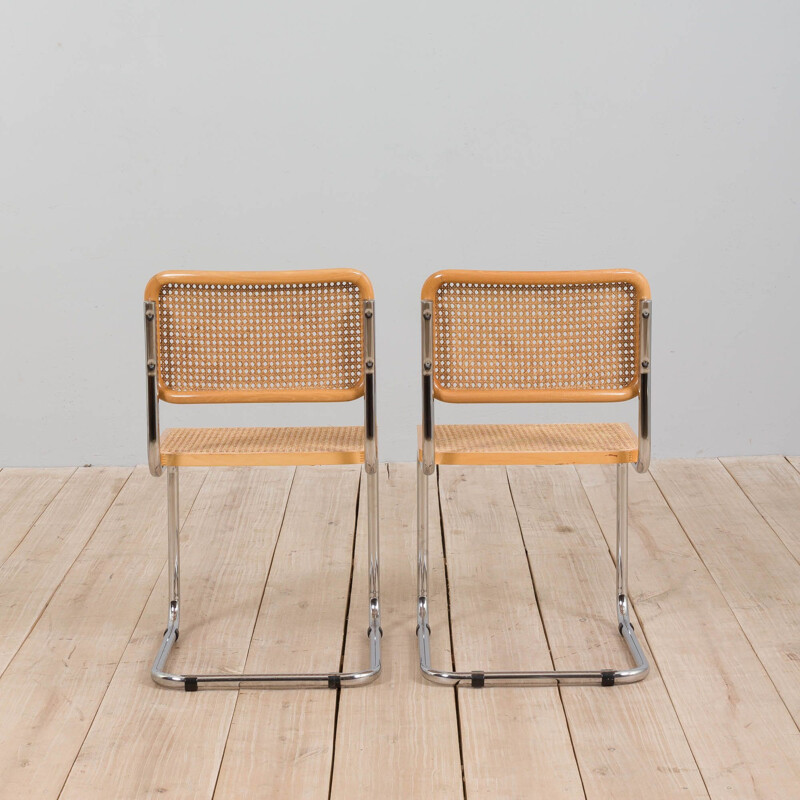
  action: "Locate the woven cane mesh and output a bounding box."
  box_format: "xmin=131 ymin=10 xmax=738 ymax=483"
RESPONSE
xmin=156 ymin=280 xmax=363 ymax=396
xmin=433 ymin=423 xmax=637 ymax=457
xmin=161 ymin=426 xmax=363 ymax=456
xmin=433 ymin=280 xmax=638 ymax=394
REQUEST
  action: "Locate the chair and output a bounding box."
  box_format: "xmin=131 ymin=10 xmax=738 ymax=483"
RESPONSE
xmin=416 ymin=269 xmax=651 ymax=687
xmin=144 ymin=270 xmax=381 ymax=690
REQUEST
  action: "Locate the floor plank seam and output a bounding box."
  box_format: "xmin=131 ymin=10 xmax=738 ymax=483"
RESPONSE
xmin=326 ymin=468 xmax=362 ymax=800
xmin=785 ymin=456 xmax=800 ymax=478
xmin=210 ymin=467 xmax=298 ymax=800
xmin=436 ymin=469 xmax=468 ymax=800
xmin=0 ymin=467 xmax=133 ymax=684
xmin=0 ymin=466 xmax=79 ymax=571
xmin=575 ymin=466 xmax=713 ymax=800
xmin=57 ymin=467 xmax=210 ymax=800
xmin=504 ymin=466 xmax=588 ymax=800
xmin=649 ymin=463 xmax=800 ymax=737
xmin=719 ymin=458 xmax=800 ymax=571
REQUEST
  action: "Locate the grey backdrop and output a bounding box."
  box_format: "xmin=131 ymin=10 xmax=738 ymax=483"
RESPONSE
xmin=2 ymin=1 xmax=798 ymax=466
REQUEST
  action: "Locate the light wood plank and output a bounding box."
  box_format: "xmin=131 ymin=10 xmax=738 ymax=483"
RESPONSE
xmin=0 ymin=468 xmax=75 ymax=565
xmin=579 ymin=464 xmax=800 ymax=798
xmin=60 ymin=466 xmax=294 ymax=800
xmin=438 ymin=466 xmax=584 ymax=800
xmin=508 ymin=465 xmax=708 ymax=799
xmin=330 ymin=463 xmax=463 ymax=800
xmin=721 ymin=456 xmax=800 ymax=563
xmin=213 ymin=465 xmax=361 ymax=799
xmin=0 ymin=466 xmax=207 ymax=799
xmin=0 ymin=467 xmax=130 ymax=675
xmin=652 ymin=459 xmax=800 ymax=726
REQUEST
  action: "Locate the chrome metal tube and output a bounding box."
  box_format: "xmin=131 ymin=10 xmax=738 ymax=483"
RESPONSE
xmin=367 ymin=468 xmax=380 ymax=615
xmin=152 ymin=460 xmax=383 ymax=690
xmin=151 ymin=666 xmax=381 ymax=690
xmin=167 ymin=466 xmax=180 ymax=629
xmin=362 ymin=299 xmax=378 ymax=475
xmin=616 ymin=463 xmax=629 ymax=625
xmin=420 ymin=300 xmax=435 ymax=475
xmin=362 ymin=299 xmax=381 ymax=651
xmin=416 ymin=459 xmax=428 ymax=601
xmin=144 ymin=301 xmax=163 ymax=477
xmin=635 ymin=299 xmax=652 ymax=473
xmin=417 ymin=459 xmax=649 ymax=688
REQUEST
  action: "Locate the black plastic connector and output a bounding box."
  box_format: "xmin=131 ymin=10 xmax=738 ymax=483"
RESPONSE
xmin=600 ymin=670 xmax=616 ymax=687
xmin=184 ymin=677 xmax=198 ymax=692
xmin=328 ymin=675 xmax=342 ymax=689
xmin=471 ymin=671 xmax=485 ymax=688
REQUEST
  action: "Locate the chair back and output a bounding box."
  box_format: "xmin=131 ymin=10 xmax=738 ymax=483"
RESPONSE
xmin=145 ymin=270 xmax=373 ymax=403
xmin=421 ymin=269 xmax=650 ymax=403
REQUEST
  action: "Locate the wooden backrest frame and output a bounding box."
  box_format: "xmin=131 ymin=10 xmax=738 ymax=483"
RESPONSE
xmin=421 ymin=269 xmax=651 ymax=403
xmin=144 ymin=269 xmax=374 ymax=404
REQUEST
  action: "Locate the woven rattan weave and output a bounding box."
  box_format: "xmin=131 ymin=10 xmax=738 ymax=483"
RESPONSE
xmin=145 ymin=270 xmax=373 ymax=403
xmin=422 ymin=270 xmax=650 ymax=403
xmin=418 ymin=423 xmax=637 ymax=465
xmin=161 ymin=426 xmax=364 ymax=466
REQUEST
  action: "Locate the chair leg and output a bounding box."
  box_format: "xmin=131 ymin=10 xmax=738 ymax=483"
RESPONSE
xmin=416 ymin=462 xmax=650 ymax=687
xmin=151 ymin=466 xmax=382 ymax=691
xmin=416 ymin=459 xmax=431 ymax=669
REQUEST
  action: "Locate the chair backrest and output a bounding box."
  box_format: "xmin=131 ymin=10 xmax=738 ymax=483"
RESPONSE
xmin=144 ymin=269 xmax=373 ymax=403
xmin=421 ymin=269 xmax=650 ymax=403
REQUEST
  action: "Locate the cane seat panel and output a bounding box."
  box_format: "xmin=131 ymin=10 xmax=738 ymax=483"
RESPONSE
xmin=161 ymin=426 xmax=364 ymax=467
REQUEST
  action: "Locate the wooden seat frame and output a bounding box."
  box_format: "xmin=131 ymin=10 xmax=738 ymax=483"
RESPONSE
xmin=416 ymin=269 xmax=652 ymax=687
xmin=144 ymin=269 xmax=381 ymax=691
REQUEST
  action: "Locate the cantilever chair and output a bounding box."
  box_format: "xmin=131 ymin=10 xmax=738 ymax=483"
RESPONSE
xmin=144 ymin=270 xmax=381 ymax=691
xmin=416 ymin=269 xmax=651 ymax=687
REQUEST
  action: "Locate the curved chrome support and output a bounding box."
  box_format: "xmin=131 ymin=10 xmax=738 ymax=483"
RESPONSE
xmin=415 ymin=458 xmax=649 ymax=687
xmin=420 ymin=300 xmax=435 ymax=475
xmin=635 ymin=299 xmax=651 ymax=474
xmin=144 ymin=301 xmax=162 ymax=478
xmin=363 ymin=299 xmax=378 ymax=475
xmin=152 ymin=624 xmax=382 ymax=689
xmin=152 ymin=449 xmax=383 ymax=691
xmin=152 ymin=619 xmax=381 ymax=690
xmin=362 ymin=299 xmax=381 ymax=639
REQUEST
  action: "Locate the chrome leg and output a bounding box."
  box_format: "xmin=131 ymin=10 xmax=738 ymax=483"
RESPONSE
xmin=416 ymin=459 xmax=431 ymax=668
xmin=417 ymin=462 xmax=650 ymax=687
xmin=367 ymin=467 xmax=382 ymax=670
xmin=168 ymin=466 xmax=180 ymax=630
xmin=617 ymin=462 xmax=629 ymax=626
xmin=151 ymin=465 xmax=381 ymax=691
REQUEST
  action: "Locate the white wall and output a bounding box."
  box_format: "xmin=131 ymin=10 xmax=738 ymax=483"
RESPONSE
xmin=2 ymin=1 xmax=798 ymax=466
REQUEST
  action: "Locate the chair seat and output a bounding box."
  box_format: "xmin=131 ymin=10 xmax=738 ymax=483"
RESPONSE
xmin=161 ymin=426 xmax=364 ymax=467
xmin=419 ymin=423 xmax=637 ymax=466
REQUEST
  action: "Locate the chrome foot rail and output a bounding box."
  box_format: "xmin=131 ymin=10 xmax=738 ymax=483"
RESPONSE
xmin=152 ymin=620 xmax=382 ymax=691
xmin=416 ymin=460 xmax=649 ymax=688
xmin=151 ymin=465 xmax=382 ymax=691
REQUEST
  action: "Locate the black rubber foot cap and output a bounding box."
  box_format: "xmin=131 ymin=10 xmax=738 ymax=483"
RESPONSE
xmin=471 ymin=671 xmax=485 ymax=688
xmin=328 ymin=675 xmax=341 ymax=689
xmin=184 ymin=677 xmax=198 ymax=692
xmin=601 ymin=670 xmax=616 ymax=687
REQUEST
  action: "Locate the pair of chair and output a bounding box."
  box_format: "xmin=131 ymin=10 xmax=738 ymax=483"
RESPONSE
xmin=144 ymin=268 xmax=651 ymax=691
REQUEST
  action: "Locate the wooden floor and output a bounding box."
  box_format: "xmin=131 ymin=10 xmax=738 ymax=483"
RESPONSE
xmin=1 ymin=458 xmax=800 ymax=799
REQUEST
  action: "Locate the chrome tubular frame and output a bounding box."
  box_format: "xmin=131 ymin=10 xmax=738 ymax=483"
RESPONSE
xmin=144 ymin=301 xmax=162 ymax=478
xmin=635 ymin=299 xmax=652 ymax=474
xmin=151 ymin=299 xmax=382 ymax=691
xmin=415 ymin=301 xmax=650 ymax=688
